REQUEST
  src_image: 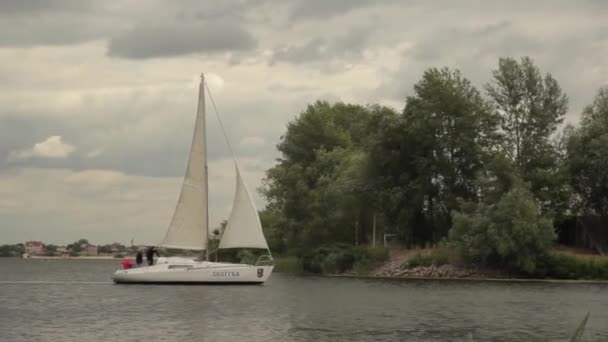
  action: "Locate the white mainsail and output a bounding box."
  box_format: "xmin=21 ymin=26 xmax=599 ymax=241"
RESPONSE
xmin=160 ymin=77 xmax=208 ymax=250
xmin=219 ymin=163 xmax=270 ymax=250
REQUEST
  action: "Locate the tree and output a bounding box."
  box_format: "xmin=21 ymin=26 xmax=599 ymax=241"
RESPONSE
xmin=485 ymin=56 xmax=569 ymax=217
xmin=450 ymin=182 xmax=555 ymax=274
xmin=310 ymin=148 xmax=370 ymax=245
xmin=0 ymin=244 xmax=21 ymax=257
xmin=67 ymin=238 xmax=88 ymax=254
xmin=259 ymin=206 xmax=287 ymax=253
xmin=98 ymin=245 xmax=111 ymax=254
xmin=44 ymin=244 xmax=57 ymax=256
xmin=368 ymin=67 xmax=498 ymax=245
xmin=567 ymin=87 xmax=608 ymax=220
xmin=261 ymin=101 xmax=396 ymax=251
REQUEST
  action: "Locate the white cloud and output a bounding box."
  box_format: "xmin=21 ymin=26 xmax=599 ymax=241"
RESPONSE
xmin=0 ymin=158 xmax=266 ymax=245
xmin=86 ymin=148 xmax=104 ymax=158
xmin=205 ymin=73 xmax=226 ymax=94
xmin=0 ymin=167 xmax=178 ymax=245
xmin=9 ymin=135 xmax=75 ymax=160
xmin=239 ymin=136 xmax=266 ymax=148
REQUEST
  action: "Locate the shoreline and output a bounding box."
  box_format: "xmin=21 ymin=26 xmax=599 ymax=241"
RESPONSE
xmin=322 ymin=273 xmax=608 ymax=284
xmin=20 ymin=256 xmax=118 ymax=260
xmin=6 ymin=256 xmax=608 ymax=283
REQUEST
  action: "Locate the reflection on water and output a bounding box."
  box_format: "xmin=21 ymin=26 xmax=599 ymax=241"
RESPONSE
xmin=0 ymin=258 xmax=606 ymax=341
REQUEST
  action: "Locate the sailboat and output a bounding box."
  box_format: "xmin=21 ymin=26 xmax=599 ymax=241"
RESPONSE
xmin=112 ymin=74 xmax=274 ymax=284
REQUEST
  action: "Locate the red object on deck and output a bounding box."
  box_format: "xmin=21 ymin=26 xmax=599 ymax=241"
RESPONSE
xmin=120 ymin=258 xmax=133 ymax=270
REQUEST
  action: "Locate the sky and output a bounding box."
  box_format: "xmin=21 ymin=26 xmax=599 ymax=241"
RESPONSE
xmin=1 ymin=0 xmax=607 ymax=246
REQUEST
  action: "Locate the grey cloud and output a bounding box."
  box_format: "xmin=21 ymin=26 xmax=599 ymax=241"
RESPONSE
xmin=0 ymin=114 xmax=227 ymax=178
xmin=377 ymin=18 xmax=608 ymax=123
xmin=271 ymin=38 xmax=327 ymax=64
xmin=0 ymin=17 xmax=113 ymax=47
xmin=107 ymin=22 xmax=257 ymax=59
xmin=0 ymin=88 xmax=286 ymax=178
xmin=0 ymin=1 xmax=265 ymax=48
xmin=289 ymin=0 xmax=393 ymax=20
xmin=0 ymin=0 xmax=91 ymax=14
xmin=3 ymin=0 xmax=608 ymax=245
xmin=270 ymin=25 xmax=374 ymax=65
xmin=0 ymin=2 xmax=115 ymax=47
xmin=267 ymin=84 xmax=316 ymax=93
xmin=410 ymin=22 xmax=540 ymax=63
xmin=189 ymin=0 xmax=261 ymax=21
xmin=587 ymin=0 xmax=608 ymax=11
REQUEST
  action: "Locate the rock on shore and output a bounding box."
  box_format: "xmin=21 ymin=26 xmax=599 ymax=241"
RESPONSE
xmin=367 ymin=249 xmax=506 ymax=279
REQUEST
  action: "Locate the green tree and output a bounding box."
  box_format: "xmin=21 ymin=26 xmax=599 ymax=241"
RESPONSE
xmin=0 ymin=244 xmax=20 ymax=257
xmin=67 ymin=238 xmax=88 ymax=254
xmin=485 ymin=56 xmax=569 ymax=217
xmin=450 ymin=182 xmax=555 ymax=273
xmin=309 ymin=148 xmax=370 ymax=245
xmin=259 ymin=206 xmax=287 ymax=254
xmin=369 ymin=67 xmax=498 ymax=245
xmin=44 ymin=244 xmax=57 ymax=256
xmin=567 ymin=87 xmax=608 ymax=220
xmin=98 ymin=245 xmax=111 ymax=254
xmin=262 ymin=101 xmax=396 ymax=251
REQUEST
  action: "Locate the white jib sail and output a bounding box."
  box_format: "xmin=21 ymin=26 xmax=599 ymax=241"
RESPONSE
xmin=219 ymin=163 xmax=269 ymax=250
xmin=160 ymin=78 xmax=208 ymax=250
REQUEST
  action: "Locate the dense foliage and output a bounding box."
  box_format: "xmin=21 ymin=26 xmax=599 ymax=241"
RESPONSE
xmin=301 ymin=244 xmax=388 ymax=274
xmin=566 ymin=87 xmax=608 ymax=220
xmin=260 ymin=56 xmax=607 ymax=274
xmin=451 ymin=183 xmax=555 ymax=273
xmin=532 ymin=253 xmax=608 ymax=280
xmin=0 ymin=244 xmax=24 ymax=257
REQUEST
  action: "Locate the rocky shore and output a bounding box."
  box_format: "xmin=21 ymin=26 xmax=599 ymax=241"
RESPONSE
xmin=369 ymin=263 xmax=505 ymax=279
xmin=365 ymin=249 xmax=507 ymax=279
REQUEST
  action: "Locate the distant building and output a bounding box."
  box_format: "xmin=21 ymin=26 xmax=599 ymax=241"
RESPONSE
xmin=56 ymin=247 xmax=69 ymax=256
xmin=80 ymin=243 xmax=98 ymax=256
xmin=24 ymin=241 xmax=46 ymax=255
xmin=109 ymin=243 xmax=124 ymax=253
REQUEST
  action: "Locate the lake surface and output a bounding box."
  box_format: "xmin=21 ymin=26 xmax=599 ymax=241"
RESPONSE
xmin=0 ymin=258 xmax=606 ymax=341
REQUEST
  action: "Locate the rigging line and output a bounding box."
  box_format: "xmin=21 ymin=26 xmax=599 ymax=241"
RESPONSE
xmin=204 ymin=81 xmax=238 ymax=163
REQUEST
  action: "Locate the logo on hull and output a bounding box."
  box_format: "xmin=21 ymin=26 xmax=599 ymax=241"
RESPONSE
xmin=257 ymin=268 xmax=264 ymax=278
xmin=212 ymin=271 xmax=240 ymax=277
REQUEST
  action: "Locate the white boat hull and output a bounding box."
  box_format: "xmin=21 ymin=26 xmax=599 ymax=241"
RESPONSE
xmin=112 ymin=257 xmax=274 ymax=285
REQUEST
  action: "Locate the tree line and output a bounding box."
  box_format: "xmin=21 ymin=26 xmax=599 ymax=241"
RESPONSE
xmin=260 ymin=56 xmax=608 ymax=274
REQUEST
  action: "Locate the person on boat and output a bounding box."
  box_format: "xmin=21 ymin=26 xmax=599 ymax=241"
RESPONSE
xmin=119 ymin=258 xmax=133 ymax=270
xmin=135 ymin=249 xmax=143 ymax=267
xmin=145 ymin=246 xmax=159 ymax=266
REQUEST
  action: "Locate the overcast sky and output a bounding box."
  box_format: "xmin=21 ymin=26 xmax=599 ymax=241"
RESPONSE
xmin=1 ymin=0 xmax=606 ymax=245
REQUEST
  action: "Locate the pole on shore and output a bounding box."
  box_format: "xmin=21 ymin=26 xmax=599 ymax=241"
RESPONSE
xmin=372 ymin=213 xmax=377 ymax=247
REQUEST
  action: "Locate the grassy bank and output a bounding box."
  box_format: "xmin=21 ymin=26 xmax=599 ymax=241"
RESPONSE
xmin=530 ymin=250 xmax=608 ymax=280
xmin=271 ymin=244 xmax=608 ymax=281
xmin=273 ymin=256 xmax=304 ymax=273
xmin=270 ymin=244 xmax=389 ymax=275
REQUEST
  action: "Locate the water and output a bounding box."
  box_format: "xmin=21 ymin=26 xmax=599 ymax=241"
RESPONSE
xmin=0 ymin=259 xmax=606 ymax=341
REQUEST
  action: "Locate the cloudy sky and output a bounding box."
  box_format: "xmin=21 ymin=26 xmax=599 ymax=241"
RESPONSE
xmin=1 ymin=0 xmax=606 ymax=245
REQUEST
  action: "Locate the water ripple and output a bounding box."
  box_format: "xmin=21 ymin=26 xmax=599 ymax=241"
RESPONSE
xmin=0 ymin=259 xmax=607 ymax=341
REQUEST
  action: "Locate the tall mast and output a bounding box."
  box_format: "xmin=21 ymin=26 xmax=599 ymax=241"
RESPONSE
xmin=201 ymin=73 xmax=210 ymax=261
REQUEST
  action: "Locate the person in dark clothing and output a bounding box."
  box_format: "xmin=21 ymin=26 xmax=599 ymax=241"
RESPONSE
xmin=135 ymin=250 xmax=143 ymax=267
xmin=145 ymin=246 xmax=159 ymax=266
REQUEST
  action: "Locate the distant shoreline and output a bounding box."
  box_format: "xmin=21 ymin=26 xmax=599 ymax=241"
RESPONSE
xmin=20 ymin=255 xmax=118 ymax=260
xmin=15 ymin=255 xmax=196 ymax=260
